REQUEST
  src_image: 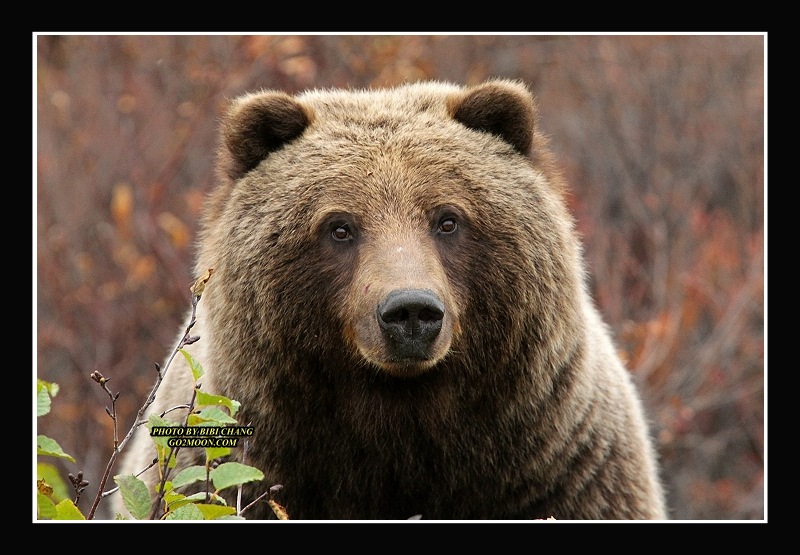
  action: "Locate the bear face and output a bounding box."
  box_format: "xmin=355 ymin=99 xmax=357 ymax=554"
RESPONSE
xmin=117 ymin=80 xmax=666 ymax=520
xmin=204 ymin=81 xmax=581 ymax=382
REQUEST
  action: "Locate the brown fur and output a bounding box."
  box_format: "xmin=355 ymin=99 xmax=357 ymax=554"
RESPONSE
xmin=117 ymin=80 xmax=667 ymax=520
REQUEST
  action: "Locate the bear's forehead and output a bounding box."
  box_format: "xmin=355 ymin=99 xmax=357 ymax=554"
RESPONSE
xmin=271 ymin=134 xmax=482 ymax=212
xmin=261 ymin=141 xmax=483 ymax=226
xmin=269 ymin=114 xmax=487 ymax=190
xmin=305 ymin=163 xmax=474 ymax=221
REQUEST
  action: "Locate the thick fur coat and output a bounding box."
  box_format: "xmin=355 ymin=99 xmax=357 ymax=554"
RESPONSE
xmin=117 ymin=80 xmax=667 ymax=520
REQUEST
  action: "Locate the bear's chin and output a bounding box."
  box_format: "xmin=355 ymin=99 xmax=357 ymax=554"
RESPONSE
xmin=368 ymin=356 xmax=442 ymax=378
xmin=352 ymin=326 xmax=453 ymax=378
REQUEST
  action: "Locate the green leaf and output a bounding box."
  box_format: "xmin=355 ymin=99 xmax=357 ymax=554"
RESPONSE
xmin=37 ymin=462 xmax=70 ymax=501
xmin=147 ymin=413 xmax=180 ymax=429
xmin=216 ymin=514 xmax=247 ymax=520
xmin=180 ymin=348 xmax=204 ymax=381
xmin=37 ymin=385 xmax=51 ymax=417
xmin=161 ymin=483 xmax=187 ymax=509
xmin=47 ymin=380 xmax=60 ymax=396
xmin=37 ymin=379 xmax=60 ymax=397
xmin=37 ymin=493 xmax=57 ymax=520
xmin=164 ymin=489 xmax=226 ymax=513
xmin=37 ymin=435 xmax=76 ymax=462
xmin=155 ymin=480 xmax=173 ymax=495
xmin=172 ymin=465 xmax=208 ymax=489
xmin=181 ymin=491 xmax=227 ymax=505
xmin=165 ymin=503 xmax=205 ymax=520
xmin=196 ymin=504 xmax=237 ymax=520
xmin=195 ymin=390 xmax=241 ymax=416
xmin=210 ymin=462 xmax=264 ymax=491
xmin=165 ymin=450 xmax=178 ymax=469
xmin=205 ymin=447 xmax=231 ymax=461
xmin=192 ymin=406 xmax=238 ymax=425
xmin=37 ymin=379 xmax=60 ymax=416
xmin=165 ymin=494 xmax=193 ymax=512
xmin=187 ymin=414 xmax=205 ymax=426
xmin=53 ymin=499 xmax=86 ymax=520
xmin=114 ymin=474 xmax=152 ymax=520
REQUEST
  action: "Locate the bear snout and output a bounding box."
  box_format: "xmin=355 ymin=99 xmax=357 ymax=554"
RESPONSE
xmin=376 ymin=288 xmax=445 ymax=360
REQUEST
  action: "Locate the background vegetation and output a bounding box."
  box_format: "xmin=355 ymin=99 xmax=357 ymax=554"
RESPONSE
xmin=35 ymin=34 xmax=765 ymax=521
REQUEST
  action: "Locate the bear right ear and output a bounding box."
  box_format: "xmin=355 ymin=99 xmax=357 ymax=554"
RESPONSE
xmin=221 ymin=91 xmax=312 ymax=180
xmin=447 ymin=80 xmax=536 ymax=155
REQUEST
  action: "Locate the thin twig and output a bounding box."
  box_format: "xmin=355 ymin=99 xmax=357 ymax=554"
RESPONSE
xmin=239 ymin=490 xmax=272 ymax=516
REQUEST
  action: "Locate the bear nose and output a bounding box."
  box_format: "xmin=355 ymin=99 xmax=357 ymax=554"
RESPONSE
xmin=377 ymin=289 xmax=445 ymax=360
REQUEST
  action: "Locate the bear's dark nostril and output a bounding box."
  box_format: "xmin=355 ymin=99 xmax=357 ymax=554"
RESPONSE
xmin=377 ymin=289 xmax=444 ymax=359
xmin=417 ymin=307 xmax=443 ymax=322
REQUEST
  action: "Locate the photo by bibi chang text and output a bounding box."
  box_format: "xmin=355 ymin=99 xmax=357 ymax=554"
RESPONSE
xmin=150 ymin=426 xmax=255 ymax=448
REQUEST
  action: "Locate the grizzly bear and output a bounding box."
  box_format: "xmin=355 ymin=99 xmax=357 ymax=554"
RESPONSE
xmin=116 ymin=79 xmax=667 ymax=520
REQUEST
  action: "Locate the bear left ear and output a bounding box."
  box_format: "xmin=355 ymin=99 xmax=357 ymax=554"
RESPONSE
xmin=221 ymin=91 xmax=313 ymax=180
xmin=447 ymin=80 xmax=536 ymax=155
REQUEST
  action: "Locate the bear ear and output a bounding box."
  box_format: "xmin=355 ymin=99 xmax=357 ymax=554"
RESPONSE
xmin=447 ymin=80 xmax=536 ymax=155
xmin=221 ymin=91 xmax=312 ymax=180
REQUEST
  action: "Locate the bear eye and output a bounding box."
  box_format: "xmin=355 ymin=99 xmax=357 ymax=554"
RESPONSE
xmin=437 ymin=217 xmax=458 ymax=235
xmin=331 ymin=224 xmax=353 ymax=242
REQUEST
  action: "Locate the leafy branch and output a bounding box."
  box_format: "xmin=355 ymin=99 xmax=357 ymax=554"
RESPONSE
xmin=83 ymin=269 xmax=214 ymax=520
xmin=38 ymin=267 xmax=288 ymax=520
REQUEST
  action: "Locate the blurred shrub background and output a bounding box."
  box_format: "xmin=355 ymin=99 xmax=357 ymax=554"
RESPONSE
xmin=35 ymin=34 xmax=765 ymax=521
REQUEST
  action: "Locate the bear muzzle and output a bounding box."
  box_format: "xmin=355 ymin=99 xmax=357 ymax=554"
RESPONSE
xmin=376 ymin=288 xmax=445 ymax=362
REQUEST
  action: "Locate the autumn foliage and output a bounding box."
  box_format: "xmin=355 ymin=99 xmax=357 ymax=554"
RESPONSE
xmin=35 ymin=34 xmax=765 ymax=520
